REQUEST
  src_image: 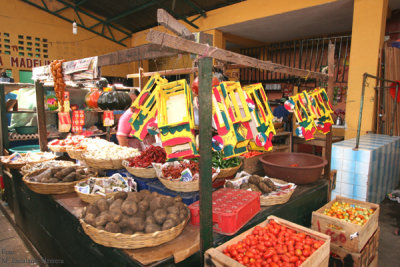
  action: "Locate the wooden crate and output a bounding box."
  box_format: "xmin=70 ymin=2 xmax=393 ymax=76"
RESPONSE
xmin=329 ymin=228 xmax=379 ymax=267
xmin=241 ymin=153 xmax=266 ymax=174
xmin=311 ymin=196 xmax=379 ymax=253
xmin=205 ymin=215 xmax=331 ymax=267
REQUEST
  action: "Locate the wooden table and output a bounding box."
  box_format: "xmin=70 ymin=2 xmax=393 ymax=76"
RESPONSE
xmin=3 ymin=169 xmax=329 ymax=266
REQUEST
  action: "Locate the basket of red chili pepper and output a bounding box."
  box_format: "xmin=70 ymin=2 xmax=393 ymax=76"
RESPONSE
xmin=153 ymin=160 xmax=220 ymax=192
xmin=123 ymin=146 xmax=166 ymax=179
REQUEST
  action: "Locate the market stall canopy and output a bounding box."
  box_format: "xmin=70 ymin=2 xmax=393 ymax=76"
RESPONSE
xmin=21 ymin=0 xmax=243 ymax=46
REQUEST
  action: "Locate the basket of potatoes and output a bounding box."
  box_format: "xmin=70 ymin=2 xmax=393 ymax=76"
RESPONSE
xmin=22 ymin=166 xmax=96 ymax=194
xmin=225 ymin=172 xmax=296 ymax=206
xmin=80 ymin=190 xmax=190 ymax=249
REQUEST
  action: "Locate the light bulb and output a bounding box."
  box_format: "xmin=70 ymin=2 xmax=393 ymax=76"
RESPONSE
xmin=72 ymin=21 xmax=77 ymax=35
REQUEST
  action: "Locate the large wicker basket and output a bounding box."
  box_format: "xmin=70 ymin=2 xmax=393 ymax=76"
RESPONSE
xmin=79 ymin=208 xmax=190 ymax=249
xmin=1 ymin=154 xmax=56 ymax=170
xmin=66 ymin=147 xmax=85 ymax=161
xmin=48 ymin=145 xmax=69 ymax=153
xmin=22 ymin=168 xmax=93 ymax=195
xmin=216 ymin=162 xmax=242 ymax=179
xmin=75 ymin=177 xmax=121 ymax=204
xmin=83 ymin=155 xmax=124 ymax=170
xmin=20 ymin=160 xmax=75 ymax=175
xmin=158 ymin=175 xmax=218 ymax=192
xmin=122 ymin=160 xmax=157 ymax=179
xmin=260 ymin=178 xmax=295 ymax=206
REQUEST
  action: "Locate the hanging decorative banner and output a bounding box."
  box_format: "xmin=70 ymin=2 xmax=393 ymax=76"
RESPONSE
xmin=308 ymin=88 xmax=334 ymax=133
xmin=58 ymin=112 xmax=71 ymax=132
xmin=103 ymin=111 xmax=114 ymax=127
xmin=72 ymin=110 xmax=85 ymax=126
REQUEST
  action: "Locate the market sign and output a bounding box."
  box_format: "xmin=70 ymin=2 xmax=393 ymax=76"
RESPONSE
xmin=0 ymin=55 xmax=51 ymax=69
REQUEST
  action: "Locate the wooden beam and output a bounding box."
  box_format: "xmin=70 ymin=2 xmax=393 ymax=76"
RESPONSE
xmin=98 ymin=44 xmax=179 ymax=67
xmin=127 ymin=67 xmax=198 ymax=78
xmin=157 ymin=9 xmax=194 ymax=40
xmin=35 ymin=81 xmax=48 ymax=152
xmin=327 ymin=42 xmax=335 ymax=104
xmin=147 ymin=30 xmax=328 ymax=80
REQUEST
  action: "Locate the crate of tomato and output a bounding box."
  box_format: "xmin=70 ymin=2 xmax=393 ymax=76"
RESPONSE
xmin=311 ymin=196 xmax=379 ymax=253
xmin=205 ymin=215 xmax=330 ymax=267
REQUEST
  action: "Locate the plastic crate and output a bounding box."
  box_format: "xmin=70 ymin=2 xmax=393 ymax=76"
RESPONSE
xmin=189 ymin=188 xmax=261 ymax=235
xmin=146 ymin=180 xmax=199 ymax=206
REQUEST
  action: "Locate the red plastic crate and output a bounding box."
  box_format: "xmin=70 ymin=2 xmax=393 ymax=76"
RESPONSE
xmin=188 ymin=188 xmax=261 ymax=235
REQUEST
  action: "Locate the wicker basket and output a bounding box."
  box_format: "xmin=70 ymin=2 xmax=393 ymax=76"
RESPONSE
xmin=22 ymin=168 xmax=87 ymax=195
xmin=1 ymin=154 xmax=56 ymax=170
xmin=83 ymin=155 xmax=124 ymax=170
xmin=158 ymin=175 xmax=218 ymax=192
xmin=20 ymin=160 xmax=75 ymax=175
xmin=48 ymin=145 xmax=69 ymax=153
xmin=260 ymin=178 xmax=295 ymax=206
xmin=74 ymin=177 xmax=121 ymax=204
xmin=216 ymin=162 xmax=242 ymax=179
xmin=79 ymin=208 xmax=190 ymax=249
xmin=122 ymin=160 xmax=157 ymax=178
xmin=66 ymin=147 xmax=86 ymax=161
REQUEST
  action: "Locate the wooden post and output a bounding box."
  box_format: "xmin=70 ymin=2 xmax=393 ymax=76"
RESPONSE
xmin=198 ymin=32 xmax=213 ymax=265
xmin=35 ymin=81 xmax=48 ymax=152
xmin=0 ymin=84 xmax=9 ymax=155
xmin=325 ymin=43 xmax=335 ymax=182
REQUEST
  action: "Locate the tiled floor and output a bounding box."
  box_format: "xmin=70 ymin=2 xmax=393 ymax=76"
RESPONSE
xmin=0 ymin=203 xmax=40 ymax=267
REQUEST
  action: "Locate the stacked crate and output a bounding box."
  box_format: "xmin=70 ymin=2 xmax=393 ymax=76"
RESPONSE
xmin=312 ymin=196 xmax=380 ymax=267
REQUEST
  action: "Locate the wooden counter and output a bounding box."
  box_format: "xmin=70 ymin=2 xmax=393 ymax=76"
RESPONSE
xmin=4 ymin=168 xmax=328 ymax=266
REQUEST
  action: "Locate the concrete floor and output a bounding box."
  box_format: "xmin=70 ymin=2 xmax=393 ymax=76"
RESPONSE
xmin=0 ymin=197 xmax=399 ymax=266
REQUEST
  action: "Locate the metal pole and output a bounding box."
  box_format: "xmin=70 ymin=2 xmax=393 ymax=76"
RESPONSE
xmin=355 ymin=73 xmax=368 ymax=150
xmin=391 ymin=83 xmax=399 ymax=136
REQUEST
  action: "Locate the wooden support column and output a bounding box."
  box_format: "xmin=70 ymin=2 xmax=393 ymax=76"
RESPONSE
xmin=35 ymin=82 xmax=48 ymax=152
xmin=198 ymin=32 xmax=213 ymax=265
xmin=0 ymin=84 xmax=9 ymax=155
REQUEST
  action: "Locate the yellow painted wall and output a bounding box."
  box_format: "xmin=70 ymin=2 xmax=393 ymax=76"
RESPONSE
xmin=345 ymin=0 xmax=388 ymax=139
xmin=0 ymin=0 xmax=131 ymax=82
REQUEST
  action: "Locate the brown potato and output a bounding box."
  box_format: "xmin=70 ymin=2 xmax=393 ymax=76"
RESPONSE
xmin=258 ymin=181 xmax=272 ymax=194
xmin=95 ymin=211 xmax=110 ymax=227
xmin=174 ymin=196 xmax=183 ymax=202
xmin=145 ymin=215 xmax=157 ymax=225
xmin=105 ymin=222 xmax=120 ymax=233
xmin=122 ymin=228 xmax=134 ymax=235
xmin=84 ymin=213 xmax=96 ymax=226
xmin=126 ymin=192 xmax=143 ymax=202
xmin=179 ymin=208 xmax=188 ymax=221
xmin=138 ymin=189 xmax=151 ymax=196
xmin=166 ymin=213 xmax=180 ymax=225
xmin=145 ymin=210 xmax=153 ymax=217
xmin=225 ymin=181 xmax=234 ymax=188
xmin=162 ymin=219 xmax=176 ymax=230
xmin=127 ymin=217 xmax=145 ymax=232
xmin=167 ymin=206 xmax=179 ymax=215
xmin=96 ymin=198 xmax=109 ymax=212
xmin=240 ymin=182 xmax=251 ymax=190
xmin=109 ymin=198 xmax=123 ymax=211
xmin=248 ymin=175 xmax=262 ymax=185
xmin=153 ymin=209 xmax=167 ymax=225
xmin=110 ymin=209 xmax=123 ymax=223
xmin=86 ymin=205 xmax=100 ymax=216
xmin=114 ymin=191 xmax=127 ymax=200
xmin=62 ymin=176 xmax=74 ymax=182
xmin=145 ymin=223 xmax=161 ymax=233
xmin=138 ymin=200 xmax=149 ymax=213
xmin=118 ymin=216 xmax=130 ymax=228
xmin=249 ymin=183 xmax=261 ymax=192
xmin=149 ymin=197 xmax=163 ymax=211
xmin=151 ymin=191 xmax=159 ymax=198
xmin=264 ymin=178 xmax=277 ymax=191
xmin=54 ymin=167 xmax=75 ymax=178
xmin=163 ymin=196 xmax=174 ymax=207
xmin=121 ymin=200 xmax=138 ymax=216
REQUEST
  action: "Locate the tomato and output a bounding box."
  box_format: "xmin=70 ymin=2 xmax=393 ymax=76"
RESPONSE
xmin=295 ymin=249 xmax=302 ymax=257
xmin=272 ymin=254 xmax=279 ymax=263
xmin=281 ymin=255 xmax=290 ymax=263
xmin=270 ymin=263 xmax=279 ymax=267
xmin=302 ymin=249 xmax=311 ymax=257
xmin=295 ymin=260 xmax=303 ymax=267
xmin=289 ymin=256 xmax=298 ymax=263
xmin=243 ymin=255 xmax=249 ymax=264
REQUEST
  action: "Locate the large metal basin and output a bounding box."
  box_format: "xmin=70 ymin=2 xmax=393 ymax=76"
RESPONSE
xmin=259 ymin=152 xmax=327 ymax=184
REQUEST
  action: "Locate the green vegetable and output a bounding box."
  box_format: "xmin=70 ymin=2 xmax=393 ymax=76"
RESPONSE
xmin=211 ymin=151 xmax=241 ymax=169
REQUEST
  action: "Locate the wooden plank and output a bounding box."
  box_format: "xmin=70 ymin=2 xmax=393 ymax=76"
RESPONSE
xmin=147 ymin=30 xmax=328 ymax=80
xmin=327 ymin=43 xmax=335 ymax=102
xmin=206 ymin=215 xmax=331 ymax=267
xmin=324 ymin=128 xmax=332 ymax=181
xmin=98 ymin=44 xmax=179 ymax=67
xmin=157 ymin=9 xmax=194 ymax=40
xmin=34 ymin=81 xmax=48 ymax=151
xmin=198 ymin=32 xmax=214 ymax=266
xmin=127 ymin=67 xmax=198 ymax=78
xmin=311 ymin=196 xmax=379 ymax=253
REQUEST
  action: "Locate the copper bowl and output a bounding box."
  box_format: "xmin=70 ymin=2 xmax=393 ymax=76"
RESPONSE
xmin=259 ymin=152 xmax=327 ymax=184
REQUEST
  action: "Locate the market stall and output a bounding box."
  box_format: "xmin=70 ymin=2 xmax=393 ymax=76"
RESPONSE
xmin=0 ymin=9 xmax=381 ymax=267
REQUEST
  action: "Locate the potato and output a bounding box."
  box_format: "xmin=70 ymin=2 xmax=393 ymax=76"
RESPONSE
xmin=166 ymin=213 xmax=180 ymax=225
xmin=40 ymin=178 xmax=51 ymax=183
xmin=114 ymin=191 xmax=127 ymax=200
xmin=248 ymin=175 xmax=262 ymax=185
xmin=145 ymin=210 xmax=153 ymax=217
xmin=32 ymin=169 xmax=52 ymax=181
xmin=240 ymin=182 xmax=251 ymax=190
xmin=163 ymin=196 xmax=174 ymax=207
xmin=139 ymin=189 xmax=151 ymax=196
xmin=118 ymin=216 xmax=130 ymax=228
xmin=153 ymin=209 xmax=167 ymax=225
xmin=162 ymin=219 xmax=176 ymax=230
xmin=110 ymin=209 xmax=123 ymax=223
xmin=167 ymin=206 xmax=179 ymax=215
xmin=127 ymin=217 xmax=145 ymax=232
xmin=95 ymin=212 xmax=110 ymax=227
xmin=174 ymin=202 xmax=185 ymax=210
xmin=225 ymin=181 xmax=234 ymax=188
xmin=121 ymin=200 xmax=138 ymax=216
xmin=122 ymin=228 xmax=134 ymax=235
xmin=96 ymin=225 xmax=105 ymax=230
xmin=96 ymin=198 xmax=109 ymax=212
xmin=151 ymin=191 xmax=159 ymax=198
xmin=174 ymin=196 xmax=183 ymax=202
xmin=48 ymin=178 xmax=59 ymax=183
xmin=145 ymin=223 xmax=161 ymax=233
xmin=109 ymin=199 xmax=123 ymax=211
xmin=145 ymin=215 xmax=157 ymax=225
xmin=84 ymin=213 xmax=96 ymax=226
xmin=179 ymin=208 xmax=188 ymax=221
xmin=249 ymin=183 xmax=261 ymax=192
xmin=138 ymin=200 xmax=149 ymax=213
xmin=105 ymin=222 xmax=121 ymax=233
xmin=126 ymin=192 xmax=142 ymax=202
xmin=149 ymin=197 xmax=163 ymax=211
xmin=264 ymin=178 xmax=277 ymax=191
xmin=86 ymin=205 xmax=100 ymax=216
xmin=135 ymin=211 xmax=146 ymax=220
xmin=258 ymin=182 xmax=272 ymax=194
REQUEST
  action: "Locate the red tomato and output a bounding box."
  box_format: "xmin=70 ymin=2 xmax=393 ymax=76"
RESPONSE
xmin=272 ymin=254 xmax=279 ymax=263
xmin=313 ymin=242 xmax=321 ymax=249
xmin=302 ymin=249 xmax=311 ymax=257
xmin=281 ymin=255 xmax=290 ymax=263
xmin=295 ymin=249 xmax=302 ymax=257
